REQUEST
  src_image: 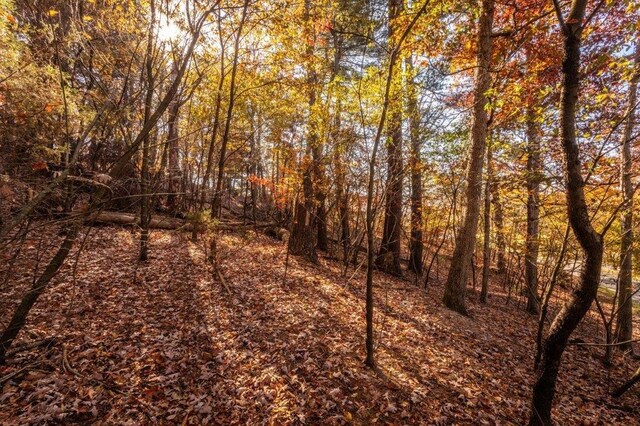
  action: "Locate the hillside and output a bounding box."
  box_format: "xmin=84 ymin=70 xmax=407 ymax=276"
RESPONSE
xmin=1 ymin=226 xmax=638 ymax=425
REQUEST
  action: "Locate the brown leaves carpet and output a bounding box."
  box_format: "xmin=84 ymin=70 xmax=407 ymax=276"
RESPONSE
xmin=1 ymin=226 xmax=639 ymax=424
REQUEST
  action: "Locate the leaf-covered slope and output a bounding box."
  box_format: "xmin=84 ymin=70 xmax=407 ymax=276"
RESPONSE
xmin=1 ymin=227 xmax=638 ymax=424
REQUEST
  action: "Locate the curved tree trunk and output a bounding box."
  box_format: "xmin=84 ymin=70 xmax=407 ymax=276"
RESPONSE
xmin=443 ymin=0 xmax=494 ymax=315
xmin=529 ymin=2 xmax=604 ymax=424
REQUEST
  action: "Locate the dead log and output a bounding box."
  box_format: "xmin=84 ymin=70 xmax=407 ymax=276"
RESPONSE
xmin=86 ymin=211 xmax=191 ymax=230
xmin=84 ymin=211 xmax=275 ymax=232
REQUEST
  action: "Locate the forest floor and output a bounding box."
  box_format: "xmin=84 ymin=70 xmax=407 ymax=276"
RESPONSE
xmin=1 ymin=225 xmax=640 ymax=425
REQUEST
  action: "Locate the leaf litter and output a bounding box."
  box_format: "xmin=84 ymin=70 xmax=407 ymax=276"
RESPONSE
xmin=1 ymin=226 xmax=639 ymax=424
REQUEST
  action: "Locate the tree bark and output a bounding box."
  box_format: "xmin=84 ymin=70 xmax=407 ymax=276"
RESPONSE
xmin=375 ymin=0 xmax=404 ymax=277
xmin=525 ymin=107 xmax=542 ymax=314
xmin=616 ymin=44 xmax=638 ymax=351
xmin=443 ymin=0 xmax=494 ymax=315
xmin=529 ymin=2 xmax=604 ymax=424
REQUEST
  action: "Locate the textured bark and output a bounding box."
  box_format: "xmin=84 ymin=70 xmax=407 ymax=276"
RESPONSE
xmin=288 ymin=0 xmax=318 ymax=263
xmin=375 ymin=0 xmax=404 ymax=277
xmin=525 ymin=108 xmax=542 ymax=314
xmin=407 ymin=54 xmax=424 ymax=274
xmin=443 ymin=0 xmax=494 ymax=315
xmin=529 ymin=2 xmax=604 ymax=424
xmin=616 ymin=44 xmax=638 ymax=351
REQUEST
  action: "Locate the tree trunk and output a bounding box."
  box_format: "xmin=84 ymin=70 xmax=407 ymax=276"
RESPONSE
xmin=525 ymin=107 xmax=542 ymax=314
xmin=529 ymin=2 xmax=604 ymax=424
xmin=616 ymin=44 xmax=638 ymax=351
xmin=408 ymin=54 xmax=424 ymax=275
xmin=376 ymin=0 xmax=404 ymax=276
xmin=443 ymin=0 xmax=494 ymax=315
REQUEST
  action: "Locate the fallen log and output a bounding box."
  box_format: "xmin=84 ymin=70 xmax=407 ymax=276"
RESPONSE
xmin=84 ymin=211 xmax=275 ymax=231
xmin=86 ymin=211 xmax=191 ymax=230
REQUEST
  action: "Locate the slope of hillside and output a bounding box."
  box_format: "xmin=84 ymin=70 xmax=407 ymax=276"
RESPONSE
xmin=1 ymin=226 xmax=639 ymax=424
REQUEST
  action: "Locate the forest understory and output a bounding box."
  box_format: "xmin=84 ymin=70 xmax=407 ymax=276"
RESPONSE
xmin=1 ymin=225 xmax=638 ymax=425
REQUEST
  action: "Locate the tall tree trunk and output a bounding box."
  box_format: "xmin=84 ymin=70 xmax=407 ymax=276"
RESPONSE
xmin=529 ymin=2 xmax=604 ymax=424
xmin=480 ymin=142 xmax=492 ymax=303
xmin=616 ymin=44 xmax=638 ymax=351
xmin=140 ymin=0 xmax=157 ymax=262
xmin=288 ymin=0 xmax=318 ymax=263
xmin=525 ymin=107 xmax=542 ymax=314
xmin=443 ymin=0 xmax=494 ymax=315
xmin=211 ymin=0 xmax=249 ymax=218
xmin=407 ymin=54 xmax=424 ymax=274
xmin=376 ymin=0 xmax=404 ymax=276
